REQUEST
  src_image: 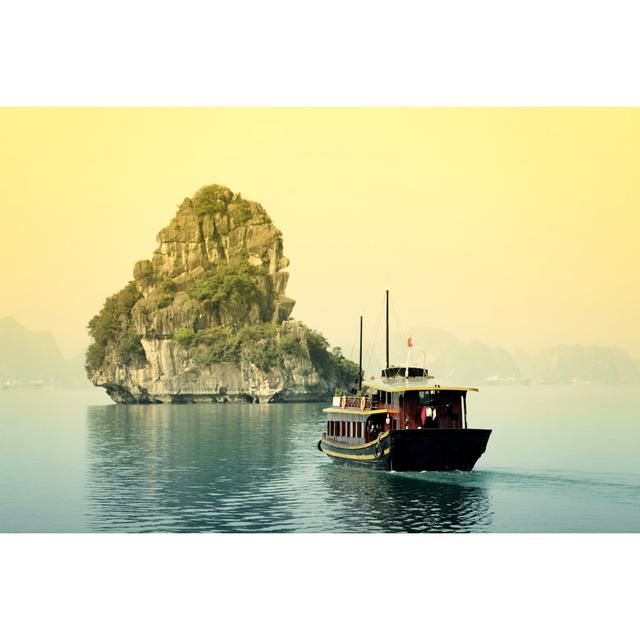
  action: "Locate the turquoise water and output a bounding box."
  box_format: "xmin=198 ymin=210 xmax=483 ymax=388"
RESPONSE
xmin=1 ymin=386 xmax=639 ymax=532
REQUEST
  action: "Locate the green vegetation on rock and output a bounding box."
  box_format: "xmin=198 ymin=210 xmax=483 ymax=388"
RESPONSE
xmin=188 ymin=261 xmax=262 ymax=305
xmin=117 ymin=327 xmax=146 ymax=362
xmin=187 ymin=261 xmax=266 ymax=321
xmin=86 ymin=282 xmax=145 ymax=372
xmin=184 ymin=322 xmax=354 ymax=376
xmin=145 ymin=278 xmax=177 ymax=310
xmin=192 ymin=185 xmax=232 ymax=217
xmin=192 ymin=324 xmax=290 ymax=371
xmin=279 ymin=332 xmax=306 ymax=359
xmin=304 ymin=330 xmax=360 ymax=383
xmin=191 ymin=185 xmax=262 ymax=225
xmin=175 ymin=327 xmax=196 ymax=347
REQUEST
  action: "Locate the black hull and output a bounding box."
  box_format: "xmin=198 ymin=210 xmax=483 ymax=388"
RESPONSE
xmin=319 ymin=428 xmax=491 ymax=472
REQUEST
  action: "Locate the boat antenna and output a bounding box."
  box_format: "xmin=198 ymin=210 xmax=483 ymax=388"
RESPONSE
xmin=385 ymin=290 xmax=390 ymax=370
xmin=358 ymin=315 xmax=363 ymax=392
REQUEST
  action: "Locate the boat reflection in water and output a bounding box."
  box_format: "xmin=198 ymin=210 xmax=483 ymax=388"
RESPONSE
xmin=320 ymin=465 xmax=493 ymax=532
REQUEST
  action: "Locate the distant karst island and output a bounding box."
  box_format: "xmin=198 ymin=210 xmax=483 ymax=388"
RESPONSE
xmin=86 ymin=185 xmax=358 ymax=403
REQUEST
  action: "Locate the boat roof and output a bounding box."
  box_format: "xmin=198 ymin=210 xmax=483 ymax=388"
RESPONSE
xmin=321 ymin=408 xmax=399 ymax=416
xmin=364 ymin=376 xmax=479 ymax=393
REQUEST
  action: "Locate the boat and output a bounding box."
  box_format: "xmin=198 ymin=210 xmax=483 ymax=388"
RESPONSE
xmin=484 ymin=373 xmax=530 ymax=385
xmin=318 ymin=292 xmax=492 ymax=471
xmin=2 ymin=379 xmax=45 ymax=390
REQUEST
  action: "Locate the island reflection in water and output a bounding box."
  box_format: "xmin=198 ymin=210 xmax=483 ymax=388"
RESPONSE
xmin=85 ymin=402 xmax=492 ymax=532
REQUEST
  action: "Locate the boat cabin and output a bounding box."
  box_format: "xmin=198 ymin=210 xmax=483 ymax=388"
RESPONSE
xmin=323 ymin=367 xmax=478 ymax=445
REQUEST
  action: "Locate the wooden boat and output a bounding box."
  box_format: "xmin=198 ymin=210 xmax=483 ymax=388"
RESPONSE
xmin=318 ymin=292 xmax=492 ymax=471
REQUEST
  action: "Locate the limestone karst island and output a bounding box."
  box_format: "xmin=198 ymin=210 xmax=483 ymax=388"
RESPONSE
xmin=86 ymin=185 xmax=358 ymax=403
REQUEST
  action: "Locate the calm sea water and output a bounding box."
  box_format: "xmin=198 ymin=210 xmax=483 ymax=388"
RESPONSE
xmin=1 ymin=385 xmax=639 ymax=532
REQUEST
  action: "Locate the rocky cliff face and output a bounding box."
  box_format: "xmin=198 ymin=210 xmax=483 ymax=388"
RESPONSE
xmin=86 ymin=185 xmax=357 ymax=403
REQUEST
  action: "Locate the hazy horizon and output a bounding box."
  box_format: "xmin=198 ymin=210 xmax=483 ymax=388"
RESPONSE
xmin=5 ymin=312 xmax=640 ymax=365
xmin=3 ymin=314 xmax=639 ymax=389
xmin=1 ymin=108 xmax=638 ymax=359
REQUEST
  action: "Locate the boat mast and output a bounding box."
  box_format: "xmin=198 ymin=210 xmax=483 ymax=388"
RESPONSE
xmin=358 ymin=315 xmax=363 ymax=392
xmin=385 ymin=290 xmax=390 ymax=370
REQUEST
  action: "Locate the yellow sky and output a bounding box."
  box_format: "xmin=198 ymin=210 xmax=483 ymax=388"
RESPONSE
xmin=0 ymin=108 xmax=638 ymax=359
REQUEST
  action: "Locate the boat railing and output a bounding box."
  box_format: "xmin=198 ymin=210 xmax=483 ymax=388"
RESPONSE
xmin=337 ymin=395 xmax=375 ymax=410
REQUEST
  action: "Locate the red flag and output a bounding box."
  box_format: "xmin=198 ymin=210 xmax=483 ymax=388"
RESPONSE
xmin=407 ymin=337 xmax=413 ymax=348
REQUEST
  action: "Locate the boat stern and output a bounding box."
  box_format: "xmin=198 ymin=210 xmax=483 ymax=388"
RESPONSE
xmin=389 ymin=428 xmax=492 ymax=471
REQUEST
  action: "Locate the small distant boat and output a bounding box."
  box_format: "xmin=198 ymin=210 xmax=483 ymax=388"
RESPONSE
xmin=2 ymin=379 xmax=45 ymax=390
xmin=318 ymin=292 xmax=492 ymax=471
xmin=484 ymin=373 xmax=530 ymax=385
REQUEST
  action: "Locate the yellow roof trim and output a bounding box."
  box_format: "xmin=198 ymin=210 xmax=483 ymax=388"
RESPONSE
xmin=320 ymin=431 xmax=390 ymax=449
xmin=322 ymin=408 xmax=398 ymax=416
xmin=321 ymin=446 xmax=391 ymax=461
xmin=364 ymin=381 xmax=479 ymax=393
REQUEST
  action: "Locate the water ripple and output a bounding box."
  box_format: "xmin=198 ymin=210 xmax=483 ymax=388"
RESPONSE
xmin=74 ymin=402 xmax=640 ymax=532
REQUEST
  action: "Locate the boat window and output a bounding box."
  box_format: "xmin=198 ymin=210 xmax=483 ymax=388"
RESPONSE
xmin=418 ymin=390 xmax=432 ymax=405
